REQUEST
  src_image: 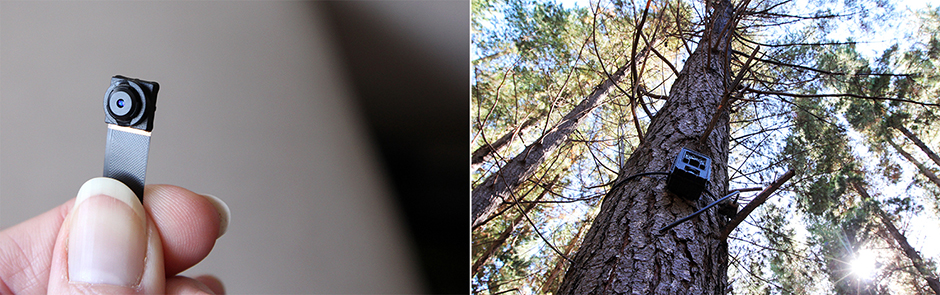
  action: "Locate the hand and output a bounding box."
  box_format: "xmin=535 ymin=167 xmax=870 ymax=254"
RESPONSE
xmin=0 ymin=177 xmax=231 ymax=294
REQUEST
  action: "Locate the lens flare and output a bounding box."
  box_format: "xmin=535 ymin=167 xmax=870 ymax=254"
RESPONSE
xmin=851 ymin=249 xmax=877 ymax=279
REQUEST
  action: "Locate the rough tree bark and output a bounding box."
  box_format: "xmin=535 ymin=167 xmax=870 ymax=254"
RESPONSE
xmin=471 ymin=64 xmax=630 ymax=228
xmin=852 ymin=182 xmax=940 ymax=294
xmin=887 ymin=136 xmax=940 ymax=188
xmin=558 ymin=0 xmax=735 ymax=293
xmin=471 ymin=114 xmax=542 ymax=172
xmin=893 ymin=124 xmax=940 ymax=168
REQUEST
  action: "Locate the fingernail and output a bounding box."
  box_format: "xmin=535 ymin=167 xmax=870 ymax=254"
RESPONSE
xmin=68 ymin=177 xmax=147 ymax=286
xmin=201 ymin=194 xmax=230 ymax=238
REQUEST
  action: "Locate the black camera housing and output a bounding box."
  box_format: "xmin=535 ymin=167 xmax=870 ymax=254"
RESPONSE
xmin=666 ymin=148 xmax=711 ymax=201
xmin=103 ymin=75 xmax=159 ymax=131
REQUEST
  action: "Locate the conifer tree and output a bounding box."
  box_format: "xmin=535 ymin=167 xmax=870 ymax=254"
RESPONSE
xmin=471 ymin=0 xmax=940 ymax=293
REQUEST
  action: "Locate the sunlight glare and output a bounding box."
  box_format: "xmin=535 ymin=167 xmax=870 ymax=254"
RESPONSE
xmin=851 ymin=249 xmax=877 ymax=280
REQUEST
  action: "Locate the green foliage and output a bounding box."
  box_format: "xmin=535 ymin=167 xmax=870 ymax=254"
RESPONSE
xmin=781 ymin=7 xmax=940 ymax=293
xmin=505 ymin=0 xmax=571 ymax=60
xmin=471 ymin=198 xmax=539 ymax=293
xmin=473 ymin=0 xmax=940 ymax=293
xmin=782 ymin=96 xmax=861 ymax=217
xmin=760 ymin=203 xmax=822 ymax=294
xmin=809 ymin=216 xmax=867 ymax=293
xmin=472 ymin=0 xmax=582 ymax=138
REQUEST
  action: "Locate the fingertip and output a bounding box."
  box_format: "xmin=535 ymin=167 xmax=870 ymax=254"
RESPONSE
xmin=196 ymin=275 xmax=225 ymax=295
xmin=143 ymin=185 xmax=220 ymax=275
xmin=199 ymin=194 xmax=230 ymax=238
xmin=166 ymin=276 xmax=216 ymax=294
xmin=46 ymin=178 xmax=167 ymax=294
xmin=68 ymin=177 xmax=149 ymax=287
xmin=74 ymin=177 xmax=145 ymax=220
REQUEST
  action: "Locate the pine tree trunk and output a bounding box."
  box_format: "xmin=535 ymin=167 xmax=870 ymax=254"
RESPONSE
xmin=471 ymin=64 xmax=629 ymax=228
xmin=887 ymin=136 xmax=940 ymax=188
xmin=893 ymin=124 xmax=940 ymax=168
xmin=879 ymin=210 xmax=940 ymax=294
xmin=852 ymin=182 xmax=940 ymax=294
xmin=471 ymin=114 xmax=542 ymax=172
xmin=558 ymin=0 xmax=734 ymax=293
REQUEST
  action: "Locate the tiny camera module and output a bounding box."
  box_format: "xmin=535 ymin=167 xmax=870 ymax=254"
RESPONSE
xmin=103 ymin=75 xmax=159 ymax=131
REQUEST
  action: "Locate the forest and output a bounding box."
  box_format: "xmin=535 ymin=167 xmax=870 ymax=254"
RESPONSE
xmin=471 ymin=0 xmax=940 ymax=293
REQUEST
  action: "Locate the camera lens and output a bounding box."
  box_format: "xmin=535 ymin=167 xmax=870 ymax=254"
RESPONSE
xmin=109 ymin=91 xmax=132 ymax=116
xmin=108 ymin=85 xmax=141 ymax=123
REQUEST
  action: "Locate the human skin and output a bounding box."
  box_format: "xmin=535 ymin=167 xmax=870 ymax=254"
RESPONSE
xmin=0 ymin=181 xmax=229 ymax=294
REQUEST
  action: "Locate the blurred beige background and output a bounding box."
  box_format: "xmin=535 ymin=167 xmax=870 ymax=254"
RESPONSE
xmin=0 ymin=1 xmax=442 ymax=293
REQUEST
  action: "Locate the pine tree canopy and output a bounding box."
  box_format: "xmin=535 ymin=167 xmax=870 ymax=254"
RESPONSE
xmin=471 ymin=0 xmax=940 ymax=293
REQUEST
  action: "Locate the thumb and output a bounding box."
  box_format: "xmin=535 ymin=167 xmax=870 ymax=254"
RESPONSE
xmin=48 ymin=177 xmax=165 ymax=294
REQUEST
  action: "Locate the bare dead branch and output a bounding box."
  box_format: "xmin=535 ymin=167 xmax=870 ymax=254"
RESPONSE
xmin=730 ymin=187 xmax=763 ymax=193
xmin=628 ymin=0 xmax=653 ymax=144
xmin=472 ymin=176 xmax=558 ymax=275
xmin=472 ymin=58 xmax=521 ymax=144
xmin=645 ymin=36 xmax=680 ymax=76
xmin=734 ymin=49 xmax=917 ymax=77
xmin=745 ymin=87 xmax=940 ymax=107
xmin=738 ymin=36 xmax=860 ymax=47
xmin=748 ymin=11 xmax=846 ymax=20
xmin=473 ymin=114 xmax=543 ymax=170
xmin=721 ymin=168 xmax=796 ymax=239
xmin=700 ymin=45 xmax=761 ymax=145
xmin=506 ymin=180 xmax=572 ymax=263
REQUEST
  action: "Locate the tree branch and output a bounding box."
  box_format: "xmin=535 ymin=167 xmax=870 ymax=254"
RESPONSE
xmin=472 ymin=176 xmax=557 ymax=275
xmin=506 ymin=177 xmax=571 ymax=263
xmin=894 ymin=124 xmax=940 ymax=168
xmin=887 ymin=136 xmax=940 ymax=188
xmin=720 ymin=168 xmax=796 ymax=239
xmin=744 ymin=87 xmax=940 ymax=107
xmin=730 ymin=187 xmax=763 ymax=193
xmin=641 ymin=25 xmax=679 ymax=77
xmin=472 ymin=114 xmax=543 ymax=170
xmin=738 ymin=37 xmax=859 ymax=48
xmin=734 ymin=49 xmax=917 ymax=77
xmin=699 ymin=45 xmax=761 ymax=145
xmin=629 ymin=0 xmax=653 ymax=144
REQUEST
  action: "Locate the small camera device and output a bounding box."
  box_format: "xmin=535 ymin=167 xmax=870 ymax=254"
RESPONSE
xmin=102 ymin=75 xmax=159 ymax=201
xmin=666 ymin=148 xmax=711 ymax=201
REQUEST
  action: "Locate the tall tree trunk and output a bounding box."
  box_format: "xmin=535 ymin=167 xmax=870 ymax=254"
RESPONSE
xmin=893 ymin=124 xmax=940 ymax=168
xmin=471 ymin=180 xmax=553 ymax=275
xmin=471 ymin=64 xmax=630 ymax=228
xmin=471 ymin=114 xmax=542 ymax=172
xmin=852 ymin=182 xmax=940 ymax=294
xmin=887 ymin=136 xmax=940 ymax=188
xmin=558 ymin=0 xmax=735 ymax=293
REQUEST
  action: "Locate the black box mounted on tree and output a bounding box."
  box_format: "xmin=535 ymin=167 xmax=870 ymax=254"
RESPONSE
xmin=666 ymin=148 xmax=711 ymax=201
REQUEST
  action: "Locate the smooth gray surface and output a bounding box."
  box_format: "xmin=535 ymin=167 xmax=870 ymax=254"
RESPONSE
xmin=0 ymin=2 xmax=421 ymax=293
